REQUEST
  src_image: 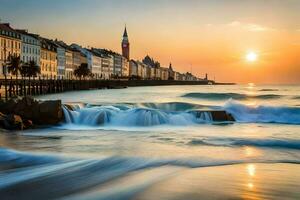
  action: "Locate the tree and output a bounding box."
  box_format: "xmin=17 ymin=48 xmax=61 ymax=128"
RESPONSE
xmin=20 ymin=60 xmax=40 ymax=95
xmin=26 ymin=60 xmax=40 ymax=78
xmin=6 ymin=55 xmax=22 ymax=80
xmin=74 ymin=63 xmax=91 ymax=80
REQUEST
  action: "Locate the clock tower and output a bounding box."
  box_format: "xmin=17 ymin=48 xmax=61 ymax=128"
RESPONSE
xmin=122 ymin=26 xmax=130 ymax=60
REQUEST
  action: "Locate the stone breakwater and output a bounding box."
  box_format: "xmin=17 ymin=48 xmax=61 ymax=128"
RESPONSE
xmin=0 ymin=96 xmax=62 ymax=130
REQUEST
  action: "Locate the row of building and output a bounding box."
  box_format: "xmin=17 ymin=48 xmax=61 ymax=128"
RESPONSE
xmin=0 ymin=23 xmax=201 ymax=81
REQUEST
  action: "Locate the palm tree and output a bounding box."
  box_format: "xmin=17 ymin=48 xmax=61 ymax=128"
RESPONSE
xmin=74 ymin=63 xmax=91 ymax=80
xmin=7 ymin=55 xmax=22 ymax=80
xmin=6 ymin=55 xmax=22 ymax=95
xmin=20 ymin=60 xmax=40 ymax=95
xmin=27 ymin=60 xmax=40 ymax=78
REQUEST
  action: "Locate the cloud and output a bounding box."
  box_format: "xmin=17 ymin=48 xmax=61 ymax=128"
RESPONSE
xmin=226 ymin=21 xmax=273 ymax=32
xmin=227 ymin=21 xmax=241 ymax=27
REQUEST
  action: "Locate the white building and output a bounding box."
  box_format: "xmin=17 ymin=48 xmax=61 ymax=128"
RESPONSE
xmin=16 ymin=29 xmax=40 ymax=66
xmin=121 ymin=57 xmax=129 ymax=77
xmin=71 ymin=44 xmax=102 ymax=78
xmin=55 ymin=43 xmax=66 ymax=79
xmin=100 ymin=54 xmax=113 ymax=80
xmin=129 ymin=60 xmax=138 ymax=77
xmin=113 ymin=53 xmax=123 ymax=77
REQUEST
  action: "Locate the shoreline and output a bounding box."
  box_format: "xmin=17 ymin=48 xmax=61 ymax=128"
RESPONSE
xmin=0 ymin=147 xmax=298 ymax=200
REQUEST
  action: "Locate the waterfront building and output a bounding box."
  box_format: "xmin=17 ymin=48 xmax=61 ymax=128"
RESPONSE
xmin=121 ymin=57 xmax=129 ymax=77
xmin=65 ymin=49 xmax=73 ymax=79
xmin=72 ymin=48 xmax=81 ymax=73
xmin=168 ymin=63 xmax=175 ymax=80
xmin=185 ymin=72 xmax=197 ymax=81
xmin=55 ymin=41 xmax=73 ymax=79
xmin=112 ymin=53 xmax=123 ymax=77
xmin=88 ymin=50 xmax=102 ymax=79
xmin=40 ymin=38 xmax=57 ymax=78
xmin=0 ymin=23 xmax=21 ymax=76
xmin=80 ymin=52 xmax=87 ymax=65
xmin=129 ymin=60 xmax=138 ymax=77
xmin=16 ymin=29 xmax=40 ymax=67
xmin=54 ymin=42 xmax=66 ymax=79
xmin=145 ymin=65 xmax=152 ymax=80
xmin=155 ymin=67 xmax=161 ymax=80
xmin=121 ymin=26 xmax=130 ymax=60
xmin=100 ymin=54 xmax=111 ymax=80
xmin=160 ymin=67 xmax=169 ymax=80
xmin=71 ymin=44 xmax=102 ymax=78
xmin=149 ymin=66 xmax=155 ymax=80
xmin=174 ymin=72 xmax=181 ymax=81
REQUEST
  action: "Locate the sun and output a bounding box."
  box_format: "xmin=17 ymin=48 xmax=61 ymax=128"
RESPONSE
xmin=246 ymin=52 xmax=258 ymax=62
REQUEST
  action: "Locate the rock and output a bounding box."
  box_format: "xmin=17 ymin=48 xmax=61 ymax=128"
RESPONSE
xmin=23 ymin=119 xmax=34 ymax=129
xmin=191 ymin=110 xmax=235 ymax=122
xmin=37 ymin=100 xmax=63 ymax=125
xmin=0 ymin=96 xmax=63 ymax=126
xmin=210 ymin=111 xmax=235 ymax=121
xmin=0 ymin=113 xmax=24 ymax=130
xmin=64 ymin=104 xmax=75 ymax=111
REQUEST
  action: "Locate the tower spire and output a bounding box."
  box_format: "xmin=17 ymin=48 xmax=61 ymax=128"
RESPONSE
xmin=123 ymin=25 xmax=128 ymax=38
xmin=122 ymin=25 xmax=130 ymax=60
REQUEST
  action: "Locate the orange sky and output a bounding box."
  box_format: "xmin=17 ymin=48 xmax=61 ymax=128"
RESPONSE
xmin=1 ymin=0 xmax=300 ymax=83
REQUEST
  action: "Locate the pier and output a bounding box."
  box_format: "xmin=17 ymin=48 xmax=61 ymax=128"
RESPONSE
xmin=0 ymin=78 xmax=219 ymax=100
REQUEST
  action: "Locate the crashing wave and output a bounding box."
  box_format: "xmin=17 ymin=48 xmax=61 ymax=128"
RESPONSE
xmin=224 ymin=100 xmax=300 ymax=124
xmin=187 ymin=138 xmax=300 ymax=150
xmin=62 ymin=100 xmax=300 ymax=127
xmin=62 ymin=105 xmax=216 ymax=127
xmin=182 ymin=92 xmax=282 ymax=100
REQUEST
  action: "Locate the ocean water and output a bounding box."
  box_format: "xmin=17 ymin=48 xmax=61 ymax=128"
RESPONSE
xmin=0 ymin=84 xmax=300 ymax=199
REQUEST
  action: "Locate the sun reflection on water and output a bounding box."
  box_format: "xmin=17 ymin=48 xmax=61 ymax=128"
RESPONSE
xmin=247 ymin=164 xmax=256 ymax=177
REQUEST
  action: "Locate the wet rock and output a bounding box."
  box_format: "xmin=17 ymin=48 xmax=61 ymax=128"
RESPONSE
xmin=64 ymin=104 xmax=76 ymax=111
xmin=0 ymin=96 xmax=63 ymax=126
xmin=210 ymin=111 xmax=235 ymax=121
xmin=37 ymin=100 xmax=63 ymax=125
xmin=23 ymin=119 xmax=34 ymax=129
xmin=0 ymin=113 xmax=24 ymax=130
xmin=191 ymin=110 xmax=235 ymax=122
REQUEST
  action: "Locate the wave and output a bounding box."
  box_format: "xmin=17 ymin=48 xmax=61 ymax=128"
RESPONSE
xmin=62 ymin=105 xmax=216 ymax=127
xmin=182 ymin=92 xmax=282 ymax=100
xmin=188 ymin=138 xmax=300 ymax=150
xmin=136 ymin=102 xmax=214 ymax=111
xmin=61 ymin=100 xmax=300 ymax=127
xmin=259 ymin=89 xmax=279 ymax=92
xmin=292 ymin=96 xmax=300 ymax=100
xmin=224 ymin=100 xmax=300 ymax=124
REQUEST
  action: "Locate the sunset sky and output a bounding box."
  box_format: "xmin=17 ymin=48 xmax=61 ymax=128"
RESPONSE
xmin=1 ymin=0 xmax=299 ymax=84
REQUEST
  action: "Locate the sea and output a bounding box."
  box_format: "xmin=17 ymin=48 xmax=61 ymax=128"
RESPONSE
xmin=0 ymin=84 xmax=300 ymax=200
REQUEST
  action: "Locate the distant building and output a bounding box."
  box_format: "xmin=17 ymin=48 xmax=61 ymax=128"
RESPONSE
xmin=0 ymin=23 xmax=21 ymax=76
xmin=16 ymin=29 xmax=40 ymax=67
xmin=168 ymin=63 xmax=175 ymax=80
xmin=121 ymin=57 xmax=129 ymax=77
xmin=121 ymin=26 xmax=130 ymax=60
xmin=80 ymin=52 xmax=87 ymax=65
xmin=92 ymin=52 xmax=102 ymax=79
xmin=160 ymin=67 xmax=169 ymax=80
xmin=155 ymin=67 xmax=161 ymax=80
xmin=71 ymin=44 xmax=102 ymax=78
xmin=112 ymin=53 xmax=123 ymax=77
xmin=54 ymin=42 xmax=66 ymax=79
xmin=72 ymin=48 xmax=81 ymax=73
xmin=40 ymin=38 xmax=57 ymax=78
xmin=65 ymin=48 xmax=73 ymax=79
xmin=129 ymin=60 xmax=138 ymax=77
